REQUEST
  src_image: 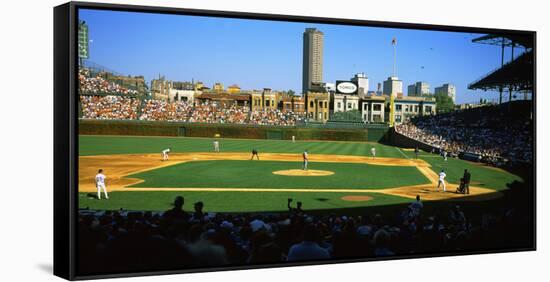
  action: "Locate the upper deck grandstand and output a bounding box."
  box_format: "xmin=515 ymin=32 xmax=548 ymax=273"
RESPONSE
xmin=468 ymin=34 xmax=534 ymax=103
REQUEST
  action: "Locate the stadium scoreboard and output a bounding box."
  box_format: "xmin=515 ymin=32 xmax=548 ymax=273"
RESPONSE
xmin=78 ymin=21 xmax=89 ymax=59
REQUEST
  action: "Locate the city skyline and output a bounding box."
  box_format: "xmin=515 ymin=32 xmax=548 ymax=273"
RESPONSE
xmin=79 ymin=9 xmax=525 ymax=104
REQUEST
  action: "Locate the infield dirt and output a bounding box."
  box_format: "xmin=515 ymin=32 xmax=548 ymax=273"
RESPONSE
xmin=79 ymin=152 xmax=501 ymax=201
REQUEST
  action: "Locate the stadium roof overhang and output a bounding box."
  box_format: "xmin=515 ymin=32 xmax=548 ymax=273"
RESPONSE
xmin=472 ymin=34 xmax=533 ymax=49
xmin=468 ymin=51 xmax=533 ymax=91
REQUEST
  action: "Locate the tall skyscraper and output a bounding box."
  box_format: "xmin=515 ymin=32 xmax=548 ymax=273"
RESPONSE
xmin=407 ymin=81 xmax=431 ymax=96
xmin=302 ymin=28 xmax=324 ymax=95
xmin=351 ymin=73 xmax=369 ymax=95
xmin=435 ymin=83 xmax=457 ymax=103
xmin=383 ymin=76 xmax=403 ymax=96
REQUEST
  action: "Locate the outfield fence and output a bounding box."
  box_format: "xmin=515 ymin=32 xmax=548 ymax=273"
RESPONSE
xmin=78 ymin=119 xmax=390 ymax=142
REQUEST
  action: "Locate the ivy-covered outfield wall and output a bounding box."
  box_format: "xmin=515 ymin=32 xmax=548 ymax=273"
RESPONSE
xmin=78 ymin=120 xmax=390 ymax=142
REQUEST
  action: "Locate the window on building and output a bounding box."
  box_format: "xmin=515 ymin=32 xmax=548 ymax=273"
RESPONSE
xmin=373 ymin=104 xmax=381 ymax=111
xmin=324 ymin=112 xmax=328 ymax=119
xmin=337 ymin=102 xmax=341 ymax=109
xmin=347 ymin=103 xmax=352 ymax=109
xmin=266 ymin=100 xmax=270 ymax=107
xmin=310 ymin=101 xmax=314 ymax=108
xmin=373 ymin=114 xmax=381 ymax=122
xmin=325 ymin=101 xmax=328 ymax=108
xmin=396 ymin=115 xmax=402 ymax=122
xmin=396 ymin=104 xmax=402 ymax=111
xmin=426 ymin=106 xmax=432 ymax=113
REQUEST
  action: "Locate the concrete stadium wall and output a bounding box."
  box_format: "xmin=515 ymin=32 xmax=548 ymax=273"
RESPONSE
xmin=78 ymin=120 xmax=389 ymax=142
xmin=388 ymin=127 xmax=438 ymax=152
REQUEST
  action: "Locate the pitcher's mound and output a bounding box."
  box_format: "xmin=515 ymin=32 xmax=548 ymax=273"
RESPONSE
xmin=341 ymin=195 xmax=373 ymax=202
xmin=272 ymin=169 xmax=334 ymax=176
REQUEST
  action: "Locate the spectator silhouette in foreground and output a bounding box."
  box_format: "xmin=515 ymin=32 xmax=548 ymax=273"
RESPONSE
xmin=287 ymin=224 xmax=330 ymax=261
xmin=163 ymin=196 xmax=189 ymax=224
xmin=409 ymin=195 xmax=423 ymax=218
xmin=288 ymin=198 xmax=304 ymax=216
xmin=193 ymin=201 xmax=205 ymax=222
xmin=373 ymin=229 xmax=394 ymax=256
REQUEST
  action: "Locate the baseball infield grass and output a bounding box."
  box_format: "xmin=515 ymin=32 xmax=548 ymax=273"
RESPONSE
xmin=78 ymin=135 xmax=524 ymax=211
xmin=127 ymin=160 xmax=430 ymax=189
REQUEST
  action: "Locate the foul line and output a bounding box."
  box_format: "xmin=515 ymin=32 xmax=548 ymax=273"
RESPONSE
xmin=395 ymin=147 xmax=410 ymax=159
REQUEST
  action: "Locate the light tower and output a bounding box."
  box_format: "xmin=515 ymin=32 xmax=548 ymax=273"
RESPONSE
xmin=389 ymin=37 xmax=397 ymax=127
xmin=392 ymin=37 xmax=397 ymax=76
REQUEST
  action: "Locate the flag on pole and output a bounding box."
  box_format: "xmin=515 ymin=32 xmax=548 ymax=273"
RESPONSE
xmin=392 ymin=37 xmax=397 ymax=45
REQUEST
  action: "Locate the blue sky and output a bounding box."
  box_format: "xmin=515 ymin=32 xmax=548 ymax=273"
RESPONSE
xmin=79 ymin=9 xmax=524 ymax=104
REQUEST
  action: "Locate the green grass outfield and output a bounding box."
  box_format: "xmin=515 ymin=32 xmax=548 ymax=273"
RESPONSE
xmin=79 ymin=135 xmax=405 ymax=158
xmin=79 ymin=135 xmax=523 ymax=212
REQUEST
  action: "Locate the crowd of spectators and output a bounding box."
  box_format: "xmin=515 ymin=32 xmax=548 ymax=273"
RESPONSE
xmin=79 ymin=69 xmax=138 ymax=96
xmin=77 ymin=186 xmax=530 ymax=275
xmin=395 ymin=103 xmax=533 ymax=163
xmin=81 ymin=96 xmax=306 ymax=126
xmin=139 ymin=100 xmax=250 ymax=123
xmin=249 ymin=109 xmax=305 ymax=126
xmin=80 ymin=95 xmax=140 ymax=120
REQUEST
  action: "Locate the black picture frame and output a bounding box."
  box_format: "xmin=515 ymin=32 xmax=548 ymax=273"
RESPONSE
xmin=54 ymin=1 xmax=536 ymax=280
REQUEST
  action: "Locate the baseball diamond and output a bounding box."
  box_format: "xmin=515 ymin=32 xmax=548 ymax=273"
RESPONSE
xmin=62 ymin=8 xmax=536 ymax=278
xmin=78 ymin=135 xmax=520 ymax=212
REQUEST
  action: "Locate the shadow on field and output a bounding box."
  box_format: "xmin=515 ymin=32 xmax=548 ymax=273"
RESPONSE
xmin=86 ymin=193 xmax=98 ymax=199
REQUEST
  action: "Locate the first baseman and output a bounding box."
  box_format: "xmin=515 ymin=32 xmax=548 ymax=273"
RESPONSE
xmin=371 ymin=147 xmax=376 ymax=159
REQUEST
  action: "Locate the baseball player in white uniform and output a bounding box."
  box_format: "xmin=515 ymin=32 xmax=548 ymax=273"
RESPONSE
xmin=161 ymin=147 xmax=171 ymax=161
xmin=292 ymin=135 xmax=296 ymax=143
xmin=213 ymin=140 xmax=220 ymax=152
xmin=302 ymin=149 xmax=309 ymax=171
xmin=95 ymin=169 xmax=109 ymax=200
xmin=436 ymin=169 xmax=447 ymax=192
xmin=371 ymin=147 xmax=376 ymax=159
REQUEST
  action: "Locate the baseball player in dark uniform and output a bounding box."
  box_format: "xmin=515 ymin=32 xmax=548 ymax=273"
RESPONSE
xmin=251 ymin=148 xmax=259 ymax=160
xmin=463 ymin=169 xmax=471 ymax=194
